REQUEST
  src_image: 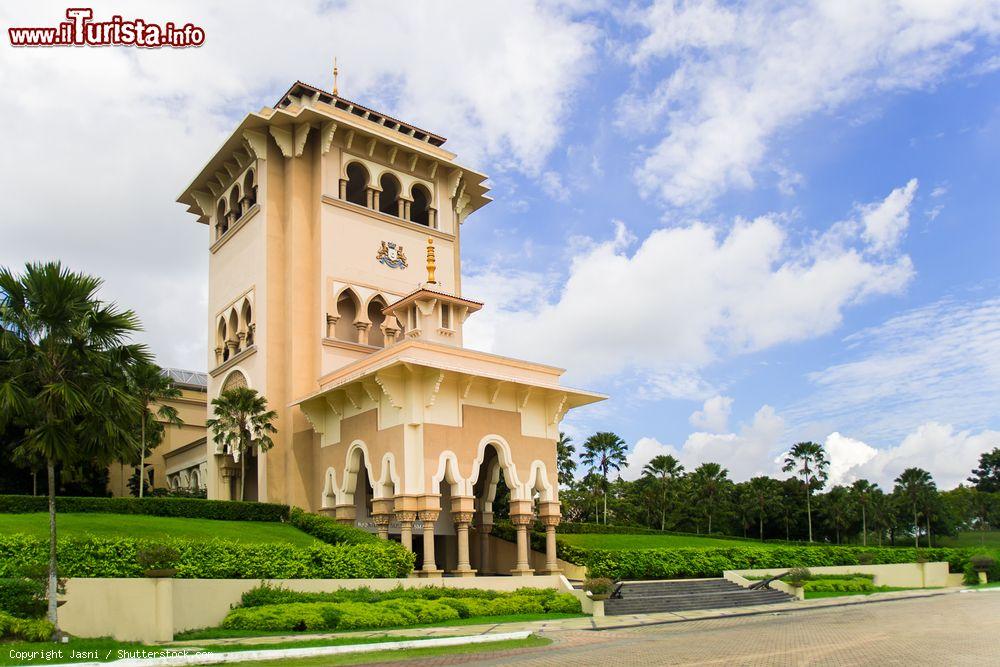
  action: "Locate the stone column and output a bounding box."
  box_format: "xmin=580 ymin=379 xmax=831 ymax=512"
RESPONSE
xmin=396 ymin=511 xmax=415 ymax=552
xmin=372 ymin=513 xmax=391 ymax=540
xmin=355 ymin=322 xmax=370 ymax=345
xmin=510 ymin=514 xmax=535 ymax=576
xmin=334 ymin=504 xmax=356 ymax=526
xmin=540 ymin=515 xmax=561 ymax=574
xmin=452 ymin=512 xmax=475 ymax=577
xmin=418 ymin=510 xmax=442 ymax=577
xmin=478 ymin=516 xmax=493 ymax=575
xmin=338 ymin=179 xmax=346 ymax=200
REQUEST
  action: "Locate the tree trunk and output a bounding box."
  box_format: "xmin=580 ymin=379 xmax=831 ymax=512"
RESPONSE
xmin=759 ymin=514 xmax=764 ymax=541
xmin=913 ymin=506 xmax=919 ymax=549
xmin=708 ymin=512 xmax=712 ymax=534
xmin=926 ymin=514 xmax=932 ymax=548
xmin=138 ymin=416 xmax=146 ymax=499
xmin=806 ymin=485 xmax=813 ymax=543
xmin=240 ymin=450 xmax=246 ymax=502
xmin=784 ymin=515 xmax=789 ymax=542
xmin=47 ymin=462 xmax=60 ymax=639
xmin=861 ymin=506 xmax=867 ymax=547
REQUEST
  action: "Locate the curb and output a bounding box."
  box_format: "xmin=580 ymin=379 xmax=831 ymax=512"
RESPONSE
xmin=50 ymin=631 xmax=533 ymax=667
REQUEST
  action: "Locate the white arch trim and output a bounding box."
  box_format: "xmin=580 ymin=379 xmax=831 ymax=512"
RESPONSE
xmin=339 ymin=439 xmax=376 ymax=502
xmin=525 ymin=460 xmax=555 ymax=502
xmin=467 ymin=434 xmax=525 ymax=500
xmin=431 ymin=450 xmax=466 ymax=496
xmin=321 ymin=466 xmax=338 ymax=508
xmin=374 ymin=452 xmax=400 ymax=498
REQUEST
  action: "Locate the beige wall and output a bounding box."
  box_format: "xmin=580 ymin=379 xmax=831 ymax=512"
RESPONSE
xmin=725 ymin=562 xmax=955 ymax=590
xmin=60 ymin=575 xmax=575 ymax=643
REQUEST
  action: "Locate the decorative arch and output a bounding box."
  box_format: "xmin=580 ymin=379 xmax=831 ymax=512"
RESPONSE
xmin=240 ymin=298 xmax=254 ymax=346
xmin=467 ymin=435 xmax=524 ymax=500
xmin=334 ymin=287 xmax=362 ymax=342
xmin=221 ymin=369 xmax=249 ymax=392
xmin=321 ymin=467 xmax=338 ymax=509
xmin=366 ymin=294 xmax=388 ymax=348
xmin=378 ymin=172 xmax=402 ymax=217
xmin=243 ymin=169 xmax=257 ymax=208
xmin=344 ymin=161 xmax=369 ymax=207
xmin=216 ymin=317 xmax=228 ymax=360
xmin=216 ymin=199 xmax=228 ymax=238
xmin=431 ymin=450 xmax=466 ymax=496
xmin=189 ymin=468 xmax=201 ymax=490
xmin=374 ymin=453 xmax=400 ymax=499
xmin=339 ymin=440 xmax=376 ymax=503
xmin=525 ymin=460 xmax=555 ymax=502
xmin=229 ymin=184 xmax=242 ymax=222
xmin=410 ymin=183 xmax=432 ymax=227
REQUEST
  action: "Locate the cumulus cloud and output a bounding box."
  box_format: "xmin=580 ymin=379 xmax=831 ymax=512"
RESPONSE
xmin=466 ymin=182 xmax=915 ymax=388
xmin=860 ymin=178 xmax=918 ymax=254
xmin=689 ymin=395 xmax=734 ymax=433
xmin=619 ymin=0 xmax=1000 ymax=207
xmin=823 ymin=432 xmax=878 ymax=486
xmin=0 ymin=1 xmax=597 ymax=369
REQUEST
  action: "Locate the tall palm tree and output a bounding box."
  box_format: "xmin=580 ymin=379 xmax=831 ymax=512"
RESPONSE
xmin=580 ymin=431 xmax=627 ymax=525
xmin=128 ymin=362 xmax=182 ymax=498
xmin=642 ymin=454 xmax=684 ymax=530
xmin=691 ymin=462 xmax=729 ymax=534
xmin=894 ymin=467 xmax=934 ymax=548
xmin=206 ymin=386 xmax=277 ymax=501
xmin=0 ymin=262 xmax=147 ymax=638
xmin=747 ymin=476 xmax=780 ymax=541
xmin=782 ymin=441 xmax=829 ymax=542
xmin=555 ymin=432 xmax=576 ymax=487
xmin=849 ymin=479 xmax=877 ymax=546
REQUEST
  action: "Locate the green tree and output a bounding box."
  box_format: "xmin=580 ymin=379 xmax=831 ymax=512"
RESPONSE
xmin=690 ymin=462 xmax=729 ymax=534
xmin=580 ymin=432 xmax=628 ymax=525
xmin=849 ymin=479 xmax=878 ymax=546
xmin=778 ymin=477 xmax=803 ymax=541
xmin=782 ymin=441 xmax=829 ymax=542
xmin=206 ymin=387 xmax=277 ymax=501
xmin=969 ymin=448 xmax=1000 ymax=493
xmin=0 ymin=262 xmax=147 ymax=637
xmin=747 ymin=476 xmax=780 ymax=541
xmin=894 ymin=467 xmax=935 ymax=548
xmin=642 ymin=454 xmax=684 ymax=531
xmin=128 ymin=362 xmax=183 ymax=498
xmin=823 ymin=485 xmax=851 ymax=544
xmin=555 ymin=431 xmax=576 ymax=487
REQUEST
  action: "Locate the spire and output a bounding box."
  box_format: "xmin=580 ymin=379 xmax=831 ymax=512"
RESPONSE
xmin=332 ymin=57 xmax=339 ymax=96
xmin=425 ymin=237 xmax=437 ymax=285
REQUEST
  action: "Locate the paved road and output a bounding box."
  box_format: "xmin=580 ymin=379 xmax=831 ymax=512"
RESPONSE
xmin=388 ymin=592 xmax=1000 ymax=666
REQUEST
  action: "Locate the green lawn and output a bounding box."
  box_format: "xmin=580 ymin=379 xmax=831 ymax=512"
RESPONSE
xmin=804 ymin=587 xmax=922 ymax=599
xmin=558 ymin=533 xmax=780 ymax=549
xmin=937 ymin=531 xmax=1000 ymax=549
xmin=0 ymin=513 xmax=319 ymax=546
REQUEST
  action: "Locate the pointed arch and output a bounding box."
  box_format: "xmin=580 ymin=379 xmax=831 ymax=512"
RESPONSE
xmin=321 ymin=467 xmax=338 ymax=509
xmin=378 ymin=172 xmax=402 ymax=217
xmin=243 ymin=169 xmax=257 ymax=207
xmin=340 ymin=440 xmax=376 ymax=502
xmin=366 ymin=294 xmax=388 ymax=348
xmin=410 ymin=183 xmax=432 ymax=227
xmin=334 ymin=287 xmax=361 ymax=342
xmin=525 ymin=460 xmax=555 ymax=502
xmin=468 ymin=435 xmax=524 ymax=500
xmin=229 ymin=184 xmax=242 ymax=221
xmin=432 ymin=450 xmax=466 ymax=496
xmin=374 ymin=453 xmax=400 ymax=499
xmin=344 ymin=162 xmax=369 ymax=206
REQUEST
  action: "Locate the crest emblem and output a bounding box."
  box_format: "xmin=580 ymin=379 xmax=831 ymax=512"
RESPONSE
xmin=377 ymin=241 xmax=407 ymax=269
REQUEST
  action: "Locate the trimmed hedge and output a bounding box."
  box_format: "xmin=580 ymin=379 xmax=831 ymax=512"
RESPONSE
xmin=0 ymin=577 xmax=46 ymax=619
xmin=0 ymin=495 xmax=289 ymax=522
xmin=0 ymin=535 xmax=415 ymax=579
xmin=803 ymin=578 xmax=875 ymax=593
xmin=574 ymin=546 xmax=991 ymax=580
xmin=288 ymin=507 xmax=377 ymax=546
xmin=0 ymin=610 xmax=53 ymax=642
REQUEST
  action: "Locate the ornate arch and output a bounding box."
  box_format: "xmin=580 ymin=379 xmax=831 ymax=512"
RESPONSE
xmin=467 ymin=434 xmax=524 ymax=500
xmin=525 ymin=460 xmax=556 ymax=502
xmin=339 ymin=440 xmax=376 ymax=503
xmin=221 ymin=369 xmax=249 ymax=391
xmin=431 ymin=450 xmax=466 ymax=496
xmin=321 ymin=467 xmax=338 ymax=508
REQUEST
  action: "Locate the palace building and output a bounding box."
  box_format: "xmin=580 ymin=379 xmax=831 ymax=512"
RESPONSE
xmin=173 ymin=78 xmax=605 ymax=576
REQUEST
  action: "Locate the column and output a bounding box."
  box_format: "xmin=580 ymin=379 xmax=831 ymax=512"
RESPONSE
xmin=418 ymin=510 xmax=442 ymax=577
xmin=452 ymin=512 xmax=475 ymax=577
xmin=478 ymin=518 xmax=493 ymax=576
xmin=372 ymin=513 xmax=391 ymax=540
xmin=334 ymin=504 xmax=356 ymax=526
xmin=541 ymin=515 xmax=561 ymax=574
xmin=510 ymin=513 xmax=535 ymax=576
xmin=355 ymin=322 xmax=370 ymax=345
xmin=338 ymin=179 xmax=346 ymax=200
xmin=396 ymin=511 xmax=415 ymax=552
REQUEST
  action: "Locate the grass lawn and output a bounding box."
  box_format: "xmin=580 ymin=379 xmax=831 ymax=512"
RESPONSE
xmin=937 ymin=531 xmax=1000 ymax=549
xmin=0 ymin=513 xmax=319 ymax=546
xmin=558 ymin=533 xmax=782 ymax=549
xmin=803 ymin=587 xmax=923 ymax=599
xmin=175 ymin=613 xmax=585 ymax=641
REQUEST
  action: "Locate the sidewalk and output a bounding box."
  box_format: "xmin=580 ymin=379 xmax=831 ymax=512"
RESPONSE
xmin=166 ymin=587 xmax=962 ymax=648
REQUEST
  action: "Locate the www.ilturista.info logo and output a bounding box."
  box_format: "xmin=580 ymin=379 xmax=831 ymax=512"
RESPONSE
xmin=9 ymin=8 xmax=205 ymax=48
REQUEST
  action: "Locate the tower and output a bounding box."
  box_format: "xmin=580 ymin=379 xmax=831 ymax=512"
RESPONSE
xmin=179 ymin=79 xmax=604 ymax=576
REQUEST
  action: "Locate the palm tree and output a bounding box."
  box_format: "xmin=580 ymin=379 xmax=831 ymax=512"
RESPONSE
xmin=642 ymin=454 xmax=684 ymax=531
xmin=849 ymin=479 xmax=877 ymax=546
xmin=869 ymin=487 xmax=890 ymax=546
xmin=580 ymin=431 xmax=627 ymax=525
xmin=0 ymin=262 xmax=147 ymax=638
xmin=894 ymin=467 xmax=934 ymax=548
xmin=206 ymin=386 xmax=277 ymax=501
xmin=128 ymin=362 xmax=183 ymax=498
xmin=555 ymin=432 xmax=576 ymax=487
xmin=747 ymin=476 xmax=780 ymax=541
xmin=782 ymin=441 xmax=829 ymax=542
xmin=691 ymin=462 xmax=729 ymax=534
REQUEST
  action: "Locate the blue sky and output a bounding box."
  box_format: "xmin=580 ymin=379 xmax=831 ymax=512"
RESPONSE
xmin=2 ymin=1 xmax=998 ymax=488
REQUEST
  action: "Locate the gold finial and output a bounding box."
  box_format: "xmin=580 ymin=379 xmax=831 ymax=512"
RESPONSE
xmin=425 ymin=237 xmax=437 ymax=285
xmin=332 ymin=57 xmax=339 ymax=96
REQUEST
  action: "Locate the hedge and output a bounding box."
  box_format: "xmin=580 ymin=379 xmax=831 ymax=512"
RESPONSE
xmin=0 ymin=577 xmax=46 ymax=619
xmin=0 ymin=495 xmax=289 ymax=522
xmin=0 ymin=610 xmax=53 ymax=642
xmin=288 ymin=507 xmax=377 ymax=546
xmin=573 ymin=546 xmax=994 ymax=580
xmin=0 ymin=536 xmax=415 ymax=579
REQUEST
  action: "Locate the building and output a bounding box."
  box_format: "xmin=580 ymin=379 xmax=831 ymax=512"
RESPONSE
xmin=175 ymin=79 xmax=605 ymax=576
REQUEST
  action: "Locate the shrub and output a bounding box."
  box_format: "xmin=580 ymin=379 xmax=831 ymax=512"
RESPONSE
xmin=543 ymin=593 xmax=582 ymax=614
xmin=437 ymin=597 xmax=471 ymax=618
xmin=970 ymin=554 xmax=996 ymax=573
xmin=289 ymin=508 xmax=378 ymax=546
xmin=137 ymin=545 xmax=180 ymax=572
xmin=0 ymin=611 xmax=53 ymax=641
xmin=0 ymin=495 xmax=289 ymax=522
xmin=802 ymin=578 xmax=875 ymax=593
xmin=786 ymin=567 xmax=811 ymax=587
xmin=583 ymin=577 xmax=614 ymax=597
xmin=0 ymin=578 xmax=45 ymax=619
xmin=222 ymin=602 xmax=336 ymax=631
xmin=857 ymin=552 xmax=875 ymax=565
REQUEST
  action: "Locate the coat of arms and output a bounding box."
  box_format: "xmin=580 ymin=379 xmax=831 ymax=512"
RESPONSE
xmin=377 ymin=241 xmax=407 ymax=269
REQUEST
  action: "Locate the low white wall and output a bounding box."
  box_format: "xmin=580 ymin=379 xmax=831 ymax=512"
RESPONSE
xmin=725 ymin=561 xmax=953 ymax=591
xmin=724 ymin=570 xmax=803 ymax=599
xmin=61 ymin=575 xmax=576 ymax=644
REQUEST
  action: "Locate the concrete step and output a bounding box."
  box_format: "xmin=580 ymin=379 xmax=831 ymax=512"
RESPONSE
xmin=602 ymin=577 xmax=794 ymax=616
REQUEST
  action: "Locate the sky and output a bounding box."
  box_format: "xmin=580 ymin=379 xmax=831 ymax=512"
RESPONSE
xmin=2 ymin=1 xmax=999 ymax=491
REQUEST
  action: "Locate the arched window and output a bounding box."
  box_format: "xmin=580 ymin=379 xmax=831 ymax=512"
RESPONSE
xmin=411 ymin=184 xmax=431 ymax=226
xmin=334 ymin=291 xmax=359 ymax=342
xmin=367 ymin=297 xmax=387 ymax=348
xmin=243 ymin=170 xmax=257 ymax=207
xmin=228 ymin=309 xmax=240 ymax=352
xmin=222 ymin=370 xmax=248 ymax=392
xmin=378 ymin=173 xmax=401 ymax=217
xmin=344 ymin=163 xmax=369 ymax=207
xmin=216 ymin=199 xmax=228 ymax=238
xmin=241 ymin=300 xmax=254 ymax=347
xmin=217 ymin=318 xmax=229 ymax=362
xmin=229 ymin=186 xmax=243 ymax=222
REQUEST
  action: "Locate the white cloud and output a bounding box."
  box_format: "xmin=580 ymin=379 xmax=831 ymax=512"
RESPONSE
xmin=860 ymin=178 xmax=918 ymax=254
xmin=823 ymin=432 xmax=878 ymax=486
xmin=465 ymin=182 xmax=914 ymax=387
xmin=689 ymin=395 xmax=733 ymax=433
xmin=620 ymin=1 xmax=1000 ymax=207
xmin=786 ymin=295 xmax=1000 ymax=445
xmin=0 ymin=1 xmax=597 ymax=370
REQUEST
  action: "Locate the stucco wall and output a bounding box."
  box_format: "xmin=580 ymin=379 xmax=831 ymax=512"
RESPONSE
xmin=726 ymin=562 xmax=954 ymax=590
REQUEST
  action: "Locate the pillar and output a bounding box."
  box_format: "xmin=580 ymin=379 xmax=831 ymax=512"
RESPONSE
xmin=451 ymin=512 xmax=475 ymax=577
xmin=540 ymin=515 xmax=561 ymax=575
xmin=338 ymin=179 xmax=346 ymax=200
xmin=334 ymin=503 xmax=356 ymax=526
xmin=355 ymin=321 xmax=370 ymax=345
xmin=418 ymin=510 xmax=442 ymax=577
xmin=510 ymin=513 xmax=535 ymax=576
xmin=478 ymin=515 xmax=493 ymax=575
xmin=396 ymin=511 xmax=415 ymax=552
xmin=372 ymin=513 xmax=391 ymax=540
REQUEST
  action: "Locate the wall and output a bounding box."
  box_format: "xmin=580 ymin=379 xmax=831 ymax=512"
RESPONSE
xmin=59 ymin=575 xmax=576 ymax=643
xmin=725 ymin=561 xmax=955 ymax=591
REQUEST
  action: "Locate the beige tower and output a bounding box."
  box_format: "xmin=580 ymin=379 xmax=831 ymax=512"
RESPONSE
xmin=179 ymin=80 xmax=603 ymax=576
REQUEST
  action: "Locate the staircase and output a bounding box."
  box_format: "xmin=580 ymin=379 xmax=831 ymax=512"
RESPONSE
xmin=603 ymin=578 xmax=793 ymax=616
